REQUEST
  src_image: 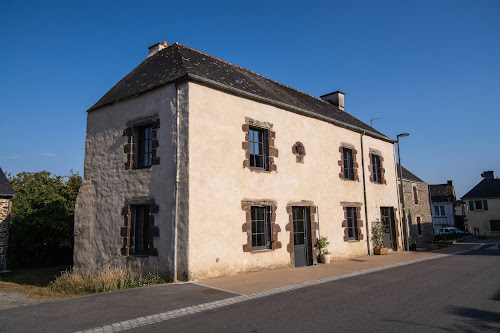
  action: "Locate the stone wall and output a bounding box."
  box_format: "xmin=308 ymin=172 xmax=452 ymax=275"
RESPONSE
xmin=0 ymin=198 xmax=11 ymax=266
xmin=401 ymin=180 xmax=433 ymax=247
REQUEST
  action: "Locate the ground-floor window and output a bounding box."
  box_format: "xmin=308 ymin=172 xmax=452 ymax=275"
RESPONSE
xmin=346 ymin=207 xmax=358 ymax=240
xmin=417 ymin=216 xmax=422 ymax=236
xmin=133 ymin=205 xmax=150 ymax=255
xmin=490 ymin=220 xmax=500 ymax=232
xmin=251 ymin=206 xmax=272 ymax=249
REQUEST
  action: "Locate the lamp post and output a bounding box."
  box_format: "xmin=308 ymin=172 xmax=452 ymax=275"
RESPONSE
xmin=397 ymin=133 xmax=410 ymax=251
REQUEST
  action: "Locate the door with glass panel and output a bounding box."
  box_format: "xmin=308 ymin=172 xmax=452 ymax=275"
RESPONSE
xmin=293 ymin=206 xmax=312 ymax=267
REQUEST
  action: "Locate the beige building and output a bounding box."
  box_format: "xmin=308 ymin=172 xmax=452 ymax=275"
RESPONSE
xmin=462 ymin=171 xmax=500 ymax=237
xmin=74 ymin=42 xmax=404 ymax=281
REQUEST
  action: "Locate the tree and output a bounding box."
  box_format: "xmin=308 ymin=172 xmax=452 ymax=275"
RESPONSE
xmin=7 ymin=171 xmax=82 ymax=265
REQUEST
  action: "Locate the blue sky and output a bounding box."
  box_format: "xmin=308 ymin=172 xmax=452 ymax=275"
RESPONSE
xmin=0 ymin=0 xmax=498 ymax=197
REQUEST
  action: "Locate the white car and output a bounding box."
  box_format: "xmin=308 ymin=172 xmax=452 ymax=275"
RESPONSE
xmin=436 ymin=227 xmax=464 ymax=235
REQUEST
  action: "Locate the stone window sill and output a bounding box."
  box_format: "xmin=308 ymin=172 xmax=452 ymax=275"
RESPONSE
xmin=348 ymin=240 xmax=360 ymax=243
xmin=251 ymin=248 xmax=273 ymax=253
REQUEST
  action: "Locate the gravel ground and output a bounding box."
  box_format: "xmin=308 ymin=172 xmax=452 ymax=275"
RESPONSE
xmin=0 ymin=290 xmax=51 ymax=310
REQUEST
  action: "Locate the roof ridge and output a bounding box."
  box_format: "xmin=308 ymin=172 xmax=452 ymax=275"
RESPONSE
xmin=172 ymin=43 xmax=336 ymax=109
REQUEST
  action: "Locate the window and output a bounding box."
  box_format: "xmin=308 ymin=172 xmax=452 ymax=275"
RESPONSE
xmin=475 ymin=200 xmax=483 ymax=210
xmin=417 ymin=216 xmax=422 ymax=235
xmin=346 ymin=207 xmax=358 ymax=240
xmin=434 ymin=206 xmax=445 ymax=216
xmin=413 ymin=186 xmax=419 ymax=204
xmin=490 ymin=220 xmax=500 ymax=232
xmin=249 ymin=127 xmax=268 ymax=170
xmin=251 ymin=206 xmax=272 ymax=249
xmin=343 ymin=147 xmax=354 ymax=180
xmin=138 ymin=125 xmax=152 ymax=169
xmin=123 ymin=118 xmax=159 ymax=170
xmin=133 ymin=205 xmax=150 ymax=255
xmin=371 ymin=154 xmax=382 ymax=184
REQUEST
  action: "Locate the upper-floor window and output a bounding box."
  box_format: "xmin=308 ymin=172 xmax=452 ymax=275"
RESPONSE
xmin=413 ymin=186 xmax=419 ymax=204
xmin=346 ymin=207 xmax=359 ymax=240
xmin=251 ymin=206 xmax=272 ymax=249
xmin=138 ymin=125 xmax=152 ymax=169
xmin=371 ymin=154 xmax=382 ymax=184
xmin=469 ymin=200 xmax=488 ymax=211
xmin=434 ymin=205 xmax=445 ymax=216
xmin=249 ymin=127 xmax=268 ymax=170
xmin=343 ymin=147 xmax=354 ymax=180
xmin=123 ymin=118 xmax=160 ymax=170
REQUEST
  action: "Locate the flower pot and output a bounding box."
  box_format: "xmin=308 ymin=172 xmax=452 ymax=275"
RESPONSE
xmin=374 ymin=247 xmax=388 ymax=255
xmin=320 ymin=254 xmax=331 ymax=264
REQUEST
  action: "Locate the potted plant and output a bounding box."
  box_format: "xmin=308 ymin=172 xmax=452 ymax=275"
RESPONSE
xmin=317 ymin=236 xmax=331 ymax=264
xmin=408 ymin=236 xmax=417 ymax=251
xmin=371 ymin=219 xmax=389 ymax=255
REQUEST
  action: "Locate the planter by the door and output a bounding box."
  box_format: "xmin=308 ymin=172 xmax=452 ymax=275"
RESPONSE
xmin=373 ymin=247 xmax=388 ymax=255
xmin=320 ymin=254 xmax=331 ymax=264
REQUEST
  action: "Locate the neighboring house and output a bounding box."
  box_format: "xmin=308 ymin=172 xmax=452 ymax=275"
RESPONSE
xmin=397 ymin=164 xmax=433 ymax=247
xmin=0 ymin=167 xmax=16 ymax=271
xmin=74 ymin=42 xmax=402 ymax=281
xmin=462 ymin=171 xmax=500 ymax=237
xmin=429 ymin=181 xmax=456 ymax=232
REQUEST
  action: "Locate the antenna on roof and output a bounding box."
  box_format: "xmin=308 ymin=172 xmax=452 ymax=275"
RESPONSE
xmin=370 ymin=117 xmax=382 ymax=128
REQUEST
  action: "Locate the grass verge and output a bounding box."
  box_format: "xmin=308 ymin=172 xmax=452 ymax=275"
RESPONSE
xmin=0 ymin=266 xmax=168 ymax=300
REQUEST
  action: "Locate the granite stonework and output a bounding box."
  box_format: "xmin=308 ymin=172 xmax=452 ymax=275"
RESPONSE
xmin=0 ymin=199 xmax=10 ymax=264
xmin=401 ymin=180 xmax=434 ymax=247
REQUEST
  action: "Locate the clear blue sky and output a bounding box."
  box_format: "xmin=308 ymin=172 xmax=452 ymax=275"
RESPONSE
xmin=1 ymin=0 xmax=498 ymax=197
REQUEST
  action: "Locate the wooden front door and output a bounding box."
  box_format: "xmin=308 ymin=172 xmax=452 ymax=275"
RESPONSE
xmin=381 ymin=207 xmax=397 ymax=250
xmin=293 ymin=206 xmax=312 ymax=267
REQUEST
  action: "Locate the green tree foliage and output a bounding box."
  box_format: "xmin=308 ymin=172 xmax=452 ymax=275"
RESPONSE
xmin=8 ymin=171 xmax=82 ymax=265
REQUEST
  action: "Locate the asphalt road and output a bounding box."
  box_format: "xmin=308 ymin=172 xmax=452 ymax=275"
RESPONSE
xmin=134 ymin=246 xmax=500 ymax=333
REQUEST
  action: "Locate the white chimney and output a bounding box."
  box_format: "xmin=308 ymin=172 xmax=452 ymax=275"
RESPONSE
xmin=320 ymin=91 xmax=345 ymax=111
xmin=147 ymin=41 xmax=168 ymax=58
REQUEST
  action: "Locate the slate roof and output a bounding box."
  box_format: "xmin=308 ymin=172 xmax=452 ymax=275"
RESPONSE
xmin=430 ymin=184 xmax=455 ymax=203
xmin=462 ymin=178 xmax=500 ymax=199
xmin=89 ymin=43 xmax=389 ymax=141
xmin=397 ymin=164 xmax=426 ymax=183
xmin=0 ymin=168 xmax=15 ymax=197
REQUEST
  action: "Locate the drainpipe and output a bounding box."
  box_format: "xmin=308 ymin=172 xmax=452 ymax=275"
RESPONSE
xmin=393 ymin=146 xmax=403 ymax=250
xmin=173 ymin=82 xmax=181 ymax=282
xmin=360 ymin=132 xmax=371 ymax=255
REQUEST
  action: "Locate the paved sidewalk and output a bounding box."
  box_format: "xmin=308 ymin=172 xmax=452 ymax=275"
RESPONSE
xmin=0 ymin=243 xmax=483 ymax=333
xmin=196 ymin=243 xmax=474 ymax=294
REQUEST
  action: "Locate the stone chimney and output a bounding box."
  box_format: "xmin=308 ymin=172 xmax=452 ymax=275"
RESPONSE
xmin=481 ymin=171 xmax=494 ymax=179
xmin=320 ymin=91 xmax=345 ymax=111
xmin=147 ymin=41 xmax=168 ymax=58
xmin=447 ymin=180 xmax=453 ymax=187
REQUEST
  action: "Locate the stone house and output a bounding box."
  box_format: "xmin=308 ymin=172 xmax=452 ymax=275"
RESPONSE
xmin=462 ymin=171 xmax=500 ymax=237
xmin=0 ymin=167 xmax=16 ymax=271
xmin=429 ymin=181 xmax=456 ymax=232
xmin=397 ymin=164 xmax=433 ymax=247
xmin=74 ymin=42 xmax=403 ymax=281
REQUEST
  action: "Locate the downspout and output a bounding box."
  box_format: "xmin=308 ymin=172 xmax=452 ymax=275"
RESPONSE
xmin=394 ymin=146 xmax=403 ymax=250
xmin=173 ymin=82 xmax=181 ymax=282
xmin=360 ymin=132 xmax=371 ymax=255
xmin=1 ymin=200 xmax=12 ymax=271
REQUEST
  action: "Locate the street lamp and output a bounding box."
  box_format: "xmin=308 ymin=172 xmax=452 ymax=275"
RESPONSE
xmin=397 ymin=133 xmax=410 ymax=251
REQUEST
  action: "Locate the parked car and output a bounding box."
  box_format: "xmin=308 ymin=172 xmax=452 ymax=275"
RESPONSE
xmin=436 ymin=227 xmax=464 ymax=235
